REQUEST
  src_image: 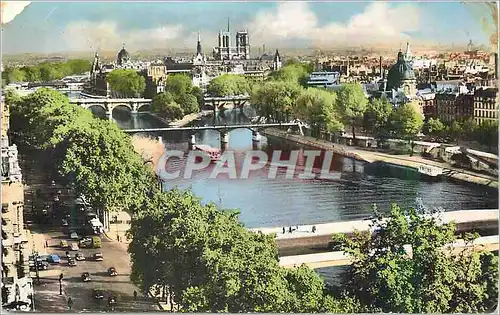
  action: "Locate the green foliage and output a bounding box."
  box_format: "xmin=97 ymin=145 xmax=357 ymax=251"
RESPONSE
xmin=270 ymin=63 xmax=311 ymax=86
xmin=163 ymin=74 xmax=200 ymax=114
xmin=293 ymin=88 xmax=343 ymax=133
xmin=2 ymin=59 xmax=91 ymax=84
xmin=390 ymin=102 xmax=424 ymax=143
xmin=474 ymin=120 xmax=499 ymax=149
xmin=425 ymin=117 xmax=446 ymax=137
xmin=9 ymin=88 xmax=157 ymax=218
xmin=251 ymin=80 xmax=302 ymax=122
xmin=207 ymin=74 xmax=251 ymax=97
xmin=333 ymin=203 xmax=498 ymax=313
xmin=106 ymin=69 xmax=146 ymax=98
xmin=336 ymin=83 xmax=368 ymax=139
xmin=151 ymin=92 xmax=180 ymax=118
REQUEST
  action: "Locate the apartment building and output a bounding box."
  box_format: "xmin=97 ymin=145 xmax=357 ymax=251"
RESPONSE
xmin=1 ymin=97 xmax=33 ymax=310
xmin=473 ymin=87 xmax=499 ymax=124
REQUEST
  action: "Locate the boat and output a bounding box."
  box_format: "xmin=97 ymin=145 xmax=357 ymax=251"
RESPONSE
xmin=417 ymin=165 xmax=443 ymax=181
xmin=193 ymin=144 xmax=221 ymax=163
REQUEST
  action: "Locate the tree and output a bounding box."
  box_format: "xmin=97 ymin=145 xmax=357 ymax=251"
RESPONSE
xmin=363 ymin=97 xmax=393 ymax=141
xmin=294 ymin=88 xmax=343 ymax=133
xmin=332 ymin=203 xmax=498 ymax=313
xmin=106 ymin=69 xmax=146 ymax=98
xmin=5 ymin=68 xmax=26 ymax=83
xmin=191 ymin=86 xmax=204 ymax=108
xmin=152 ymin=92 xmax=178 ymax=114
xmin=165 ymin=74 xmax=193 ymax=98
xmin=475 ymin=120 xmax=499 ymax=151
xmin=390 ymin=102 xmax=424 ymax=155
xmin=21 ymin=66 xmax=41 ymax=82
xmin=207 ymin=74 xmax=250 ymax=97
xmin=336 ymin=83 xmax=368 ymax=141
xmin=270 ymin=63 xmax=311 ymax=86
xmin=425 ymin=117 xmax=446 ymax=138
xmin=177 ymin=93 xmax=199 ymax=114
xmin=251 ymin=81 xmax=302 ymax=122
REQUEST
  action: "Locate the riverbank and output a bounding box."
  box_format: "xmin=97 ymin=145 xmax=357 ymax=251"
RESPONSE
xmin=262 ymin=128 xmax=498 ymax=188
xmin=150 ymin=110 xmax=212 ymax=128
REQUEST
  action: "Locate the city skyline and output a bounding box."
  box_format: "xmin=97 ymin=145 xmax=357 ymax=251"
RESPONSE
xmin=1 ymin=1 xmax=498 ymax=55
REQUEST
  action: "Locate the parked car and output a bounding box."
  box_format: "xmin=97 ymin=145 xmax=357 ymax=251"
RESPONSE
xmin=47 ymin=254 xmax=61 ymax=263
xmin=68 ymin=258 xmax=77 ymax=267
xmin=60 ymin=240 xmax=69 ymax=248
xmin=92 ymin=253 xmax=103 ymax=261
xmin=92 ymin=289 xmax=104 ymax=300
xmin=81 ymin=272 xmax=91 ymax=282
xmin=70 ymin=243 xmax=79 ymax=251
xmin=79 ymin=237 xmax=92 ymax=248
xmin=108 ymin=267 xmax=117 ymax=276
xmin=30 ymin=261 xmax=49 ymax=271
xmin=75 ymin=252 xmax=85 ymax=261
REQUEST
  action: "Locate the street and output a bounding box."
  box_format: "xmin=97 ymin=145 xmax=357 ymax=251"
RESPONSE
xmin=19 ymin=147 xmax=158 ymax=312
xmin=32 ymin=230 xmax=157 ymax=312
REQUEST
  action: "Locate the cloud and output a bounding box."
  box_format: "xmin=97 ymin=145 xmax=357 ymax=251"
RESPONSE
xmin=62 ymin=21 xmax=218 ymax=52
xmin=63 ymin=21 xmax=188 ymax=52
xmin=1 ymin=1 xmax=31 ymax=24
xmin=246 ymin=1 xmax=422 ymax=48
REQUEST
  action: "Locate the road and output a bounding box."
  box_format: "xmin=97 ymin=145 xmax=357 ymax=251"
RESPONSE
xmin=32 ymin=229 xmax=158 ymax=312
xmin=18 ymin=146 xmax=158 ymax=312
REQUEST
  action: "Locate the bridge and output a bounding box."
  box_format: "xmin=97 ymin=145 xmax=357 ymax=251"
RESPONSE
xmin=250 ymin=209 xmax=498 ymax=254
xmin=122 ymin=122 xmax=302 ymax=149
xmin=69 ymin=98 xmax=152 ymax=118
xmin=203 ymin=95 xmax=251 ymax=114
xmin=279 ymin=235 xmax=499 ymax=269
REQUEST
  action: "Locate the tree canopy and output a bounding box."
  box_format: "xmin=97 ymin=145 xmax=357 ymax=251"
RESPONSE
xmin=106 ymin=69 xmax=146 ymax=98
xmin=164 ymin=74 xmax=200 ymax=114
xmin=336 ymin=83 xmax=369 ymax=139
xmin=2 ymin=59 xmax=91 ymax=84
xmin=332 ymin=204 xmax=498 ymax=313
xmin=251 ymin=80 xmax=302 ymax=122
xmin=207 ymin=74 xmax=251 ymax=97
xmin=294 ymin=88 xmax=343 ymax=133
xmin=151 ymin=92 xmax=184 ymax=120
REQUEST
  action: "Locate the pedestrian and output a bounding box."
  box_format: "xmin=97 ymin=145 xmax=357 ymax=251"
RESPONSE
xmin=288 ymin=226 xmax=292 ymax=233
xmin=67 ymin=297 xmax=73 ymax=310
xmin=312 ymin=225 xmax=316 ymax=233
xmin=45 ymin=240 xmax=49 ymax=248
xmin=133 ymin=290 xmax=137 ymax=300
xmin=282 ymin=227 xmax=285 ymax=234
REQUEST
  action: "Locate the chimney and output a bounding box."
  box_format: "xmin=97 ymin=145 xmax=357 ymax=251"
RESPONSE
xmin=495 ymin=52 xmax=499 ymax=80
xmin=379 ymin=56 xmax=382 ymax=76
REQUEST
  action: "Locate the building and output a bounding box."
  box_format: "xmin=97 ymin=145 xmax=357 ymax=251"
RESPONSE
xmin=474 ymin=87 xmax=499 ymax=124
xmin=117 ymin=44 xmax=131 ymax=66
xmin=385 ymin=43 xmax=417 ymax=98
xmin=1 ymin=97 xmax=33 ymax=311
xmin=306 ymin=72 xmax=340 ymax=89
xmin=435 ymin=91 xmax=474 ymax=123
xmin=141 ymin=62 xmax=167 ymax=98
xmin=212 ymin=19 xmax=250 ymax=60
xmin=272 ymin=49 xmax=282 ymax=71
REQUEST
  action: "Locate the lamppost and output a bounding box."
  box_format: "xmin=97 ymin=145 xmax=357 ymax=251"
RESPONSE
xmin=33 ymin=252 xmax=40 ymax=284
xmin=59 ymin=273 xmax=63 ymax=295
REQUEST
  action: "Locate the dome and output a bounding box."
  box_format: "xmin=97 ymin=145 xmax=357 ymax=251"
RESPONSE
xmin=386 ymin=50 xmax=415 ymax=90
xmin=117 ymin=46 xmax=130 ymax=65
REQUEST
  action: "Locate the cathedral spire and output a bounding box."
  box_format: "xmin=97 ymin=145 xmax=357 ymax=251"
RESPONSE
xmin=227 ymin=17 xmax=230 ymax=32
xmin=196 ymin=31 xmax=202 ymax=56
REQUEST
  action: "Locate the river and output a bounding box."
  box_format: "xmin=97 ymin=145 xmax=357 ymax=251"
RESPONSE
xmin=106 ymin=108 xmax=498 ymax=229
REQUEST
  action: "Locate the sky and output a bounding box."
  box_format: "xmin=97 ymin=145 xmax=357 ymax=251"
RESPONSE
xmin=1 ymin=1 xmax=497 ymax=54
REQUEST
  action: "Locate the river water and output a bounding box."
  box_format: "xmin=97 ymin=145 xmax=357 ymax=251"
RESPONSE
xmin=107 ymin=108 xmax=498 ymax=229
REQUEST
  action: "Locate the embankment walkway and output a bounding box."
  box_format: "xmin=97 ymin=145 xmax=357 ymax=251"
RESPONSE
xmin=279 ymin=235 xmax=499 ymax=269
xmin=262 ymin=128 xmax=498 ymax=188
